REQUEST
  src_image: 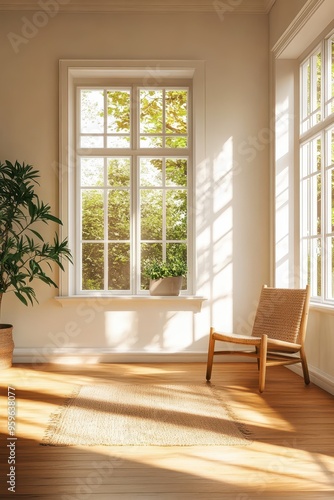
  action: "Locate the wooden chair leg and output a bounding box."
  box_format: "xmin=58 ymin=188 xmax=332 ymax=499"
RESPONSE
xmin=255 ymin=346 xmax=260 ymax=370
xmin=206 ymin=327 xmax=216 ymax=381
xmin=300 ymin=347 xmax=310 ymax=385
xmin=258 ymin=334 xmax=268 ymax=393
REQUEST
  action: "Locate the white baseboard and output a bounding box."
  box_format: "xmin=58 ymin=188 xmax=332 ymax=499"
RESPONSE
xmin=288 ymin=364 xmax=334 ymax=396
xmin=13 ymin=348 xmax=209 ymax=365
xmin=13 ymin=348 xmax=334 ymax=396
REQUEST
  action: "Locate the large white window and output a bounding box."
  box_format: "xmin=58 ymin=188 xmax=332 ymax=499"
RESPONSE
xmin=59 ymin=61 xmax=204 ymax=297
xmin=300 ymin=32 xmax=334 ymax=303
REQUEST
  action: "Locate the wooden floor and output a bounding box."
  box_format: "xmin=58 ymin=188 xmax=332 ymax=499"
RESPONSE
xmin=0 ymin=362 xmax=334 ymax=499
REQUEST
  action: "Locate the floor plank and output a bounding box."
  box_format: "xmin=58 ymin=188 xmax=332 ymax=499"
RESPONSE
xmin=0 ymin=362 xmax=334 ymax=499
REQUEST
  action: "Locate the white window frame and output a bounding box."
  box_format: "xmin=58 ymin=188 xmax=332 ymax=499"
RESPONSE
xmin=300 ymin=31 xmax=334 ymax=304
xmin=58 ymin=60 xmax=205 ymax=298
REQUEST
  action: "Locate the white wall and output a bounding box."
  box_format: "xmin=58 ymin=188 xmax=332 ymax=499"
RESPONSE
xmin=270 ymin=0 xmax=334 ymax=393
xmin=0 ymin=9 xmax=269 ymax=363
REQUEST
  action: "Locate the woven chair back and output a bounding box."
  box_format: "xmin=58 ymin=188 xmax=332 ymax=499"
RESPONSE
xmin=251 ymin=287 xmax=308 ymax=344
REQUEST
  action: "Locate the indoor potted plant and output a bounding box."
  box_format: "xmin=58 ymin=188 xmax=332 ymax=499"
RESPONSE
xmin=144 ymin=256 xmax=188 ymax=296
xmin=0 ymin=160 xmax=73 ymax=369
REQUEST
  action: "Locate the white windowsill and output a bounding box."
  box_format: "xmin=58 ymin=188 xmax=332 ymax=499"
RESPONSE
xmin=310 ymin=302 xmax=334 ymax=315
xmin=55 ymin=295 xmax=206 ymax=312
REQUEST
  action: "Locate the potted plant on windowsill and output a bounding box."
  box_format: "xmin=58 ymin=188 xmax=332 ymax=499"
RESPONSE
xmin=0 ymin=160 xmax=73 ymax=369
xmin=144 ymin=256 xmax=188 ymax=296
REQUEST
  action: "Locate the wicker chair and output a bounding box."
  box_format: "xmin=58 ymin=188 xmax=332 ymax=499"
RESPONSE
xmin=206 ymin=285 xmax=311 ymax=392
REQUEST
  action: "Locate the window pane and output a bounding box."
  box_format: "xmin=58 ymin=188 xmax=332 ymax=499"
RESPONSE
xmin=107 ymin=136 xmax=130 ymax=148
xmin=80 ymin=89 xmax=104 ymax=133
xmin=331 ymin=237 xmax=334 ymax=299
xmin=313 ymin=238 xmax=322 ymax=297
xmin=309 ymin=173 xmax=321 ymax=235
xmin=108 ymin=190 xmax=130 ymax=240
xmin=300 ymin=49 xmax=322 ymax=132
xmin=327 ymin=128 xmax=334 ymax=167
xmin=139 ymin=88 xmax=188 ymax=149
xmin=317 ymin=174 xmax=321 ymax=235
xmin=300 ymin=143 xmax=309 ymax=178
xmin=315 ymin=51 xmax=322 ymax=124
xmin=165 ymin=90 xmax=188 ymax=134
xmin=310 ymin=136 xmax=321 ymax=174
xmin=108 ymin=243 xmax=130 ymax=290
xmin=82 ymin=243 xmax=104 ymax=290
xmin=140 ymin=243 xmax=163 ymax=290
xmin=107 ymin=158 xmax=130 ymax=187
xmin=166 ymin=136 xmax=187 ymax=148
xmin=140 ymin=158 xmax=162 ymax=187
xmin=140 ymin=136 xmax=163 ymax=148
xmin=82 ymin=190 xmax=104 ymax=240
xmin=331 ymin=168 xmax=334 ymax=232
xmin=166 ymin=190 xmax=187 ymax=240
xmin=139 ymin=90 xmax=163 ymax=133
xmin=300 ymin=178 xmax=309 ymax=237
xmin=301 ymin=60 xmax=311 ymax=128
xmin=140 ymin=190 xmax=163 ymax=240
xmin=304 ymin=238 xmax=322 ymax=297
xmin=330 ymin=38 xmax=334 ymax=115
xmin=80 ymin=136 xmax=104 ymax=148
xmin=300 ymin=239 xmax=309 ymax=288
xmin=166 ymin=243 xmax=187 ymax=290
xmin=81 ymin=158 xmax=104 ymax=186
xmin=325 ymin=236 xmax=334 ymax=299
xmin=166 ymin=158 xmax=187 ymax=187
xmin=107 ymin=90 xmax=130 ymax=133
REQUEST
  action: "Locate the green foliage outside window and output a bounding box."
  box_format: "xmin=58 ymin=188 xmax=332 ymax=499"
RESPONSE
xmin=79 ymin=87 xmax=189 ymax=293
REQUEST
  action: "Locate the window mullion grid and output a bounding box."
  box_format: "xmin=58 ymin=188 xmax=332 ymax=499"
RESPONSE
xmin=311 ymin=54 xmax=317 ymax=127
xmin=299 ymin=35 xmax=334 ymax=304
xmin=301 ymin=61 xmax=309 ymax=133
xmin=325 ymin=35 xmax=333 ymax=117
xmin=74 ymin=77 xmax=191 ymax=296
xmin=318 ymin=41 xmax=334 ymax=305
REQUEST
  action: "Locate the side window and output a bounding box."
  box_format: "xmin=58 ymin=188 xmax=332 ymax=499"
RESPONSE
xmin=300 ymin=33 xmax=334 ymax=303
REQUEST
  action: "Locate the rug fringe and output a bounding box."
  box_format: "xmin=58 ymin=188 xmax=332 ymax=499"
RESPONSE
xmin=210 ymin=385 xmax=253 ymax=442
xmin=40 ymin=385 xmax=81 ymax=446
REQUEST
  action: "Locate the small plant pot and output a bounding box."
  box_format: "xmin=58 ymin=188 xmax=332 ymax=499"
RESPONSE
xmin=0 ymin=324 xmax=14 ymax=370
xmin=149 ymin=276 xmax=183 ymax=296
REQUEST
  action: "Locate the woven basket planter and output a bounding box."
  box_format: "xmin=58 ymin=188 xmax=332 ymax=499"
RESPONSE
xmin=0 ymin=324 xmax=14 ymax=370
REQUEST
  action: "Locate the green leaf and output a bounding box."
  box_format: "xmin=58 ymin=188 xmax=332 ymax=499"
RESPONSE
xmin=28 ymin=228 xmax=43 ymax=241
xmin=0 ymin=160 xmax=73 ymax=310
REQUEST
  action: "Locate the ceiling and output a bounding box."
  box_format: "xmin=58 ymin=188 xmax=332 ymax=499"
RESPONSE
xmin=0 ymin=0 xmax=276 ymax=14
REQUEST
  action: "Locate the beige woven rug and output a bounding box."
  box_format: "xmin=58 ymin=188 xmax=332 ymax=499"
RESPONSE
xmin=42 ymin=383 xmax=252 ymax=446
